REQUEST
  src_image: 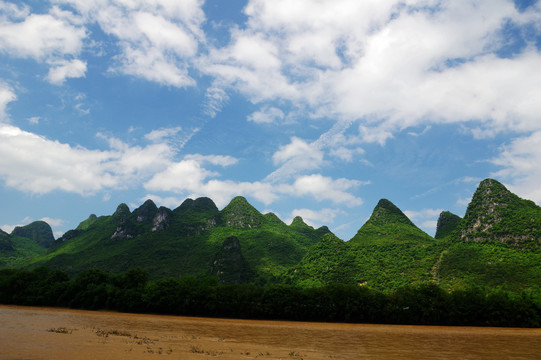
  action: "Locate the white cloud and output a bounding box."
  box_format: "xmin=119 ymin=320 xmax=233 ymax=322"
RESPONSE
xmin=145 ymin=158 xmax=218 ymax=194
xmin=28 ymin=116 xmax=40 ymax=124
xmin=40 ymin=217 xmax=65 ymax=227
xmin=247 ymin=106 xmax=284 ymax=124
xmin=0 ymin=1 xmax=30 ymax=20
xmin=184 ymin=154 xmax=238 ymax=167
xmin=456 ymin=197 xmax=472 ymax=207
xmin=0 ymin=216 xmax=64 ymax=238
xmin=0 ymin=5 xmax=87 ymax=83
xmin=144 ymin=126 xmax=183 ymax=142
xmin=0 ymin=125 xmax=175 ymax=195
xmin=144 ymin=156 xmax=364 ymax=208
xmin=0 ymin=7 xmax=85 ymax=60
xmin=421 ymin=220 xmax=438 ymax=231
xmin=266 ymin=137 xmax=325 ymax=182
xmin=272 ymin=137 xmax=322 ymax=165
xmin=140 ymin=194 xmax=185 ymax=209
xmin=491 ymin=131 xmax=541 ymax=204
xmin=202 ymin=29 xmax=299 ymax=103
xmin=144 ymin=156 xmax=279 ymax=207
xmin=329 ymin=146 xmax=365 ymax=162
xmin=288 ymin=174 xmax=363 ymax=206
xmin=58 ymin=0 xmax=206 ymax=87
xmin=0 ymin=82 xmax=16 ymax=122
xmin=404 ymin=208 xmax=443 ymax=222
xmin=47 ymin=59 xmax=87 ymax=84
xmin=203 ymin=0 xmax=541 ymax=147
xmin=0 ymin=123 xmax=363 ymax=210
xmin=404 ymin=208 xmax=444 ymax=234
xmin=0 ymin=216 xmax=32 ymax=234
xmin=203 ymin=84 xmax=229 ymax=118
xmin=289 ymin=208 xmax=340 ymax=228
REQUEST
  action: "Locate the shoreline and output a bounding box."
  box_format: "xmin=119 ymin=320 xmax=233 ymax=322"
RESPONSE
xmin=1 ymin=304 xmax=540 ymax=360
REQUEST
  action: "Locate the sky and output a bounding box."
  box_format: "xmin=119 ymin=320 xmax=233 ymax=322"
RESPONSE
xmin=0 ymin=0 xmax=540 ymax=240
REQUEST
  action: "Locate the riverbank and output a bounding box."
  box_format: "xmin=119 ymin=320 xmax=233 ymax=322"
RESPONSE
xmin=1 ymin=305 xmax=540 ymax=359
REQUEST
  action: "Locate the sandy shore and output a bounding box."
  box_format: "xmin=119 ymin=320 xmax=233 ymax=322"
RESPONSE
xmin=1 ymin=305 xmax=540 ymax=359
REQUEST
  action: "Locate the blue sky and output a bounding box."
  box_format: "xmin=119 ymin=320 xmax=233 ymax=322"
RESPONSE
xmin=1 ymin=0 xmax=540 ymax=240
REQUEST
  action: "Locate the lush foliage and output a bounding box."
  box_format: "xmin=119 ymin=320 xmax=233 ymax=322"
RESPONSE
xmin=434 ymin=211 xmax=461 ymax=239
xmin=1 ymin=267 xmax=539 ymax=327
xmin=6 ymin=196 xmax=327 ymax=284
xmin=456 ymin=179 xmax=541 ymax=248
xmin=349 ymin=199 xmax=433 ymax=245
xmin=1 ymin=178 xmax=540 ymax=298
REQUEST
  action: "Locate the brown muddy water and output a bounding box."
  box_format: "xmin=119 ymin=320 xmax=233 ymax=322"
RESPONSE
xmin=1 ymin=305 xmax=540 ymax=359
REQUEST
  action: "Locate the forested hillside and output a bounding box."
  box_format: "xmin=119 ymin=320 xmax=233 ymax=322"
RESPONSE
xmin=1 ymin=178 xmax=540 ymax=294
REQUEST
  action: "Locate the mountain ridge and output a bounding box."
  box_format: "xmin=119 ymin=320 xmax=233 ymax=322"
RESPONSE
xmin=1 ymin=178 xmax=540 ymax=292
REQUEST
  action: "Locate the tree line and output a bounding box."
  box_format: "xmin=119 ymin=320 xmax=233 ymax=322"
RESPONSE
xmin=1 ymin=267 xmax=540 ymax=327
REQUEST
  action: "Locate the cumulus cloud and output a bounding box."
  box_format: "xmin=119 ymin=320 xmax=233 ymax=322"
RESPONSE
xmin=202 ymin=0 xmax=541 ymax=147
xmin=40 ymin=217 xmax=65 ymax=227
xmin=288 ymin=174 xmax=364 ymax=206
xmin=272 ymin=137 xmax=322 ymax=165
xmin=145 ymin=161 xmax=364 ymax=208
xmin=47 ymin=59 xmax=87 ymax=84
xmin=0 ymin=6 xmax=85 ymax=59
xmin=140 ymin=194 xmax=185 ymax=209
xmin=0 ymin=82 xmax=16 ymax=122
xmin=329 ymin=146 xmax=365 ymax=162
xmin=0 ymin=3 xmax=87 ymax=83
xmin=404 ymin=208 xmax=444 ymax=221
xmin=265 ymin=137 xmax=325 ymax=182
xmin=247 ymin=106 xmax=284 ymax=124
xmin=491 ymin=131 xmax=541 ymax=204
xmin=0 ymin=117 xmax=364 ymax=212
xmin=289 ymin=208 xmax=340 ymax=228
xmin=143 ymin=156 xmax=281 ymax=207
xmin=404 ymin=208 xmax=444 ymax=234
xmin=0 ymin=125 xmax=173 ymax=195
xmin=58 ymin=0 xmax=206 ymax=87
xmin=0 ymin=216 xmax=34 ymax=234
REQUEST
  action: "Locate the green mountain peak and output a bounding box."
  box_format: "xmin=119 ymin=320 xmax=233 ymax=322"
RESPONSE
xmin=350 ymin=199 xmax=430 ymax=245
xmin=113 ymin=203 xmax=131 ymax=217
xmin=133 ymin=199 xmax=158 ymax=223
xmin=435 ymin=211 xmax=461 ymax=239
xmin=175 ymin=197 xmax=218 ymax=213
xmin=221 ymin=196 xmax=263 ymax=228
xmin=367 ymin=199 xmax=416 ymax=227
xmin=264 ymin=212 xmax=285 ymax=226
xmin=11 ymin=221 xmax=55 ymax=248
xmin=0 ymin=229 xmax=13 ymax=251
xmin=457 ymin=178 xmax=541 ymax=246
xmin=226 ymin=196 xmax=251 ymax=207
xmin=76 ymin=214 xmax=98 ymax=230
xmin=290 ymin=216 xmax=311 ymax=229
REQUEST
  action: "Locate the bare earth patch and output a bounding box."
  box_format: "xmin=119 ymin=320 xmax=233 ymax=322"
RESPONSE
xmin=1 ymin=305 xmax=540 ymax=359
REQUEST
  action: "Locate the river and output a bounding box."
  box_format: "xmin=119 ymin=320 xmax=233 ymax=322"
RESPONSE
xmin=0 ymin=305 xmax=540 ymax=359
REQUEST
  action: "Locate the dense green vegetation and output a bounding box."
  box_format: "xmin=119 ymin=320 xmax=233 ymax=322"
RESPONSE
xmin=2 ymin=196 xmax=327 ymax=283
xmin=434 ymin=211 xmax=461 ymax=239
xmin=1 ymin=178 xmax=541 ymax=325
xmin=349 ymin=199 xmax=433 ymax=245
xmin=456 ymin=179 xmax=541 ymax=248
xmin=0 ymin=222 xmax=52 ymax=268
xmin=1 ymin=267 xmax=539 ymax=327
